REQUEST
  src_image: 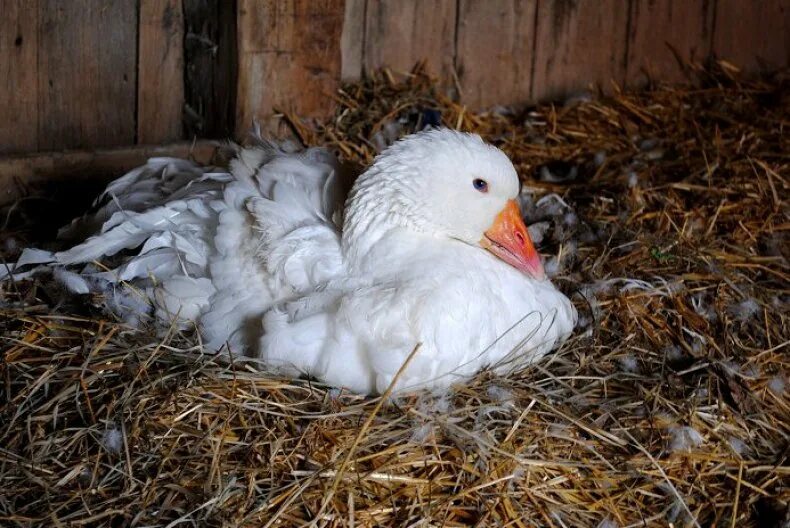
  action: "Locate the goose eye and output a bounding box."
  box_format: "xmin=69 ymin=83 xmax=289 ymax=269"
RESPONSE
xmin=473 ymin=178 xmax=488 ymax=192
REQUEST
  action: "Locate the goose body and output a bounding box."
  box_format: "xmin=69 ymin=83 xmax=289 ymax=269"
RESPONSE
xmin=6 ymin=129 xmax=576 ymax=394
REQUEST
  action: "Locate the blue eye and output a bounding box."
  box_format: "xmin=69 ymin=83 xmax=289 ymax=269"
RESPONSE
xmin=473 ymin=178 xmax=488 ymax=192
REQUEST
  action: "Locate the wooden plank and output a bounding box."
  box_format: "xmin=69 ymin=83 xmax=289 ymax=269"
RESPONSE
xmin=183 ymin=0 xmax=237 ymax=139
xmin=214 ymin=0 xmax=238 ymax=138
xmin=0 ymin=0 xmax=38 ymax=154
xmin=713 ymin=0 xmax=789 ymax=72
xmin=236 ymin=0 xmax=345 ymax=136
xmin=0 ymin=141 xmax=220 ymax=206
xmin=363 ymin=0 xmax=456 ymax=80
xmin=626 ymin=0 xmax=715 ymax=87
xmin=456 ymin=0 xmax=537 ymax=109
xmin=37 ymin=0 xmax=137 ymax=151
xmin=532 ymin=0 xmax=629 ymax=102
xmin=340 ymin=0 xmax=366 ymax=81
xmin=138 ymin=0 xmax=185 ymax=144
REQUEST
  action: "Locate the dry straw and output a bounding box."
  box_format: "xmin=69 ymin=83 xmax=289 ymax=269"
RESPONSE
xmin=1 ymin=62 xmax=788 ymax=526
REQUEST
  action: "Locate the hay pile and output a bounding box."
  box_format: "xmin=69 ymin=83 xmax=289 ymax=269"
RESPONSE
xmin=2 ymin=64 xmax=788 ymax=527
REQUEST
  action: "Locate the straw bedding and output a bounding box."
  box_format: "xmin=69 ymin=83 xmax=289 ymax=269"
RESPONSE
xmin=1 ymin=63 xmax=788 ymax=527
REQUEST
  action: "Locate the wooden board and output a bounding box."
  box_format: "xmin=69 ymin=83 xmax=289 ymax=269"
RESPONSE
xmin=713 ymin=0 xmax=789 ymax=72
xmin=37 ymin=0 xmax=137 ymax=151
xmin=183 ymin=0 xmax=237 ymax=139
xmin=363 ymin=0 xmax=456 ymax=81
xmin=0 ymin=0 xmax=39 ymax=154
xmin=340 ymin=0 xmax=366 ymax=81
xmin=236 ymin=0 xmax=345 ymax=136
xmin=626 ymin=0 xmax=715 ymax=87
xmin=456 ymin=0 xmax=537 ymax=109
xmin=532 ymin=0 xmax=629 ymax=102
xmin=0 ymin=141 xmax=220 ymax=206
xmin=138 ymin=0 xmax=185 ymax=144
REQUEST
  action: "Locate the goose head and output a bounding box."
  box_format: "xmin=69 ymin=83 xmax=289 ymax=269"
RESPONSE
xmin=342 ymin=129 xmax=545 ymax=280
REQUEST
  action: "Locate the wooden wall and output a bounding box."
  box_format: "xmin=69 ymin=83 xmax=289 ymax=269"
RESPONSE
xmin=0 ymin=0 xmax=787 ymax=158
xmin=0 ymin=0 xmax=235 ymax=155
xmin=339 ymin=0 xmax=788 ymax=106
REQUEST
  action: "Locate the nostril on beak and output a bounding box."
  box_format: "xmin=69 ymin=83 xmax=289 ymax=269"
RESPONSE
xmin=515 ymin=231 xmax=525 ymax=246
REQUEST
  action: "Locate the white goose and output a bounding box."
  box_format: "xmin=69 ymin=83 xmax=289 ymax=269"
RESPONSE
xmin=6 ymin=129 xmax=577 ymax=394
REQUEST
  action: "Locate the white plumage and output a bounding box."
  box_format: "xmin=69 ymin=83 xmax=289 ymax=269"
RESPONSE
xmin=5 ymin=129 xmax=577 ymax=394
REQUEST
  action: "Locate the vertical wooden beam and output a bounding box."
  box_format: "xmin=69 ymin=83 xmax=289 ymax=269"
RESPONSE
xmin=138 ymin=0 xmax=185 ymax=144
xmin=532 ymin=0 xmax=629 ymax=102
xmin=37 ymin=0 xmax=137 ymax=151
xmin=183 ymin=0 xmax=237 ymax=139
xmin=713 ymin=0 xmax=789 ymax=72
xmin=456 ymin=0 xmax=537 ymax=109
xmin=236 ymin=0 xmax=345 ymax=137
xmin=363 ymin=0 xmax=457 ymax=81
xmin=215 ymin=1 xmax=238 ymax=139
xmin=626 ymin=0 xmax=715 ymax=87
xmin=0 ymin=0 xmax=39 ymax=154
xmin=341 ymin=0 xmax=366 ymax=81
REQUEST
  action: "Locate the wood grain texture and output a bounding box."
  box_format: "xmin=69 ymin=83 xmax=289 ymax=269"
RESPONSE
xmin=236 ymin=0 xmax=345 ymax=136
xmin=0 ymin=141 xmax=219 ymax=206
xmin=532 ymin=0 xmax=629 ymax=102
xmin=341 ymin=0 xmax=366 ymax=81
xmin=138 ymin=0 xmax=185 ymax=144
xmin=183 ymin=0 xmax=237 ymax=139
xmin=456 ymin=0 xmax=536 ymax=109
xmin=363 ymin=0 xmax=456 ymax=80
xmin=713 ymin=0 xmax=789 ymax=71
xmin=626 ymin=0 xmax=715 ymax=87
xmin=37 ymin=0 xmax=137 ymax=151
xmin=0 ymin=0 xmax=38 ymax=154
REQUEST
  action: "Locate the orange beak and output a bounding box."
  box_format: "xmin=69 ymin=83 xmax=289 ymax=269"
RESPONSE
xmin=481 ymin=200 xmax=546 ymax=280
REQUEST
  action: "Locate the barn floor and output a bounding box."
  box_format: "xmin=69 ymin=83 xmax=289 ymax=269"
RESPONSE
xmin=1 ymin=64 xmax=788 ymax=527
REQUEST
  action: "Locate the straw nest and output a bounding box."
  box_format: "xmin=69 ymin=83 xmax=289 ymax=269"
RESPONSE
xmin=1 ymin=63 xmax=788 ymax=527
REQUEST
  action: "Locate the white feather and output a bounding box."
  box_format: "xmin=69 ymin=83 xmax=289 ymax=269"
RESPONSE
xmin=53 ymin=268 xmax=91 ymax=294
